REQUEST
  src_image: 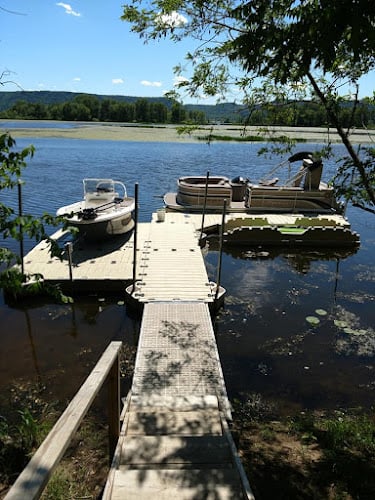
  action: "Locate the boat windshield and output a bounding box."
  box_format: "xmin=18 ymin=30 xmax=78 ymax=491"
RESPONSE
xmin=82 ymin=179 xmax=127 ymax=198
xmin=83 ymin=179 xmax=115 ymax=195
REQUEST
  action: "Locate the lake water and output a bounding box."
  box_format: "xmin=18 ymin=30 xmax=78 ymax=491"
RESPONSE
xmin=1 ymin=136 xmax=374 ymax=416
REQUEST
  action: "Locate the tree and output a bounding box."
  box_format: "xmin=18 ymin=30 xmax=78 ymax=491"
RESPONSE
xmin=170 ymin=101 xmax=186 ymax=123
xmin=121 ymin=0 xmax=375 ymax=213
xmin=0 ymin=133 xmax=69 ymax=300
xmin=61 ymin=101 xmax=91 ymax=121
xmin=74 ymin=94 xmax=100 ymax=120
xmin=135 ymin=98 xmax=150 ymax=122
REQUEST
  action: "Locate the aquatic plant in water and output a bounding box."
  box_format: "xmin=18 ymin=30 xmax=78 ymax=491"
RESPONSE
xmin=306 ymin=316 xmax=320 ymax=325
xmin=315 ymin=309 xmax=327 ymax=316
xmin=305 ymin=308 xmax=328 ymax=326
xmin=333 ymin=306 xmax=375 ymax=357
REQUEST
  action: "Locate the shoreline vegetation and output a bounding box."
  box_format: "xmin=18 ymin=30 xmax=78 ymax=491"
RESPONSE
xmin=2 ymin=378 xmax=374 ymax=498
xmin=1 ymin=120 xmax=375 ymax=143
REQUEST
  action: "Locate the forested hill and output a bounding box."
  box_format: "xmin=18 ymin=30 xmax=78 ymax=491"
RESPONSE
xmin=0 ymin=91 xmax=170 ymax=110
xmin=0 ymin=91 xmax=373 ymax=127
xmin=0 ymin=91 xmax=243 ymax=123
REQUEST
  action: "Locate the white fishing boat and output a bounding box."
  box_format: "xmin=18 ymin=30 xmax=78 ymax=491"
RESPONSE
xmin=164 ymin=152 xmax=344 ymax=214
xmin=57 ymin=179 xmax=135 ymax=240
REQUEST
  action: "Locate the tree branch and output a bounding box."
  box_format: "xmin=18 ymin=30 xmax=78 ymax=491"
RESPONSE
xmin=307 ymin=71 xmax=375 ymax=206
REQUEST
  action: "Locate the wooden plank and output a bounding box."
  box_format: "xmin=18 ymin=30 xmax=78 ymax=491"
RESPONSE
xmin=108 ymin=354 xmax=120 ymax=457
xmin=102 ymin=395 xmax=132 ymax=500
xmin=127 ymin=410 xmax=222 ymax=436
xmin=5 ymin=341 xmax=122 ymax=500
xmin=220 ymin=412 xmax=256 ymax=500
xmin=129 ymin=395 xmax=220 ymax=411
xmin=120 ymin=435 xmax=232 ymax=466
xmin=110 ymin=468 xmax=245 ymax=499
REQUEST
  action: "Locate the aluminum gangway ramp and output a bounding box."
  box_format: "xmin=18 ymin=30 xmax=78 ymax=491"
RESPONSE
xmin=103 ymin=302 xmax=254 ymax=499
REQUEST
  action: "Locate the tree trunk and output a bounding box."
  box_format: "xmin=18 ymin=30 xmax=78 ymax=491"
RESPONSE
xmin=307 ymin=72 xmax=375 ymax=206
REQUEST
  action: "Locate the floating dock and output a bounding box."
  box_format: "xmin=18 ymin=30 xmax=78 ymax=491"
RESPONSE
xmin=23 ymin=214 xmax=216 ymax=293
xmin=22 ymin=211 xmax=358 ymax=293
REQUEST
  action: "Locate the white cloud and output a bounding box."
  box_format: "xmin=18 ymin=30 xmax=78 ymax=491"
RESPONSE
xmin=141 ymin=80 xmax=162 ymax=88
xmin=156 ymin=11 xmax=187 ymax=28
xmin=73 ymin=77 xmax=81 ymax=82
xmin=56 ymin=3 xmax=81 ymax=17
xmin=112 ymin=78 xmax=124 ymax=85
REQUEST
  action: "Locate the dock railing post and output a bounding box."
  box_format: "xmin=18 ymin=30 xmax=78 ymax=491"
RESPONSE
xmin=215 ymin=198 xmax=226 ymax=300
xmin=132 ymin=183 xmax=139 ymax=295
xmin=65 ymin=242 xmax=73 ymax=282
xmin=200 ymin=171 xmax=210 ymax=243
xmin=18 ymin=181 xmax=25 ymax=277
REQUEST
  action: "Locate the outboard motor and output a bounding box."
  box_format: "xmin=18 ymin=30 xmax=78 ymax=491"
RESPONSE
xmin=288 ymin=151 xmax=313 ymax=163
xmin=230 ymin=176 xmax=249 ymax=201
xmin=231 ymin=176 xmax=249 ymax=185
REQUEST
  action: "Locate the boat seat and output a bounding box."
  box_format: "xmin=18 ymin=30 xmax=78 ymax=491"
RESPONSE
xmin=86 ymin=191 xmax=114 ymax=200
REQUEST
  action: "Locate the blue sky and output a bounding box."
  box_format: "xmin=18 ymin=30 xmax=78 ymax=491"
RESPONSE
xmin=1 ymin=1 xmax=374 ymax=104
xmin=1 ymin=1 xmax=198 ymax=101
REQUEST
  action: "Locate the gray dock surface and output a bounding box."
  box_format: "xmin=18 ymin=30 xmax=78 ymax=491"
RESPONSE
xmin=103 ymin=303 xmax=252 ymax=499
xmin=21 ymin=211 xmax=351 ymax=292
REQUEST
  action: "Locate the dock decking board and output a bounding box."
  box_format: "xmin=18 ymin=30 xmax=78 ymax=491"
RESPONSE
xmin=126 ymin=409 xmax=223 ymax=436
xmin=109 ymin=468 xmax=246 ymax=500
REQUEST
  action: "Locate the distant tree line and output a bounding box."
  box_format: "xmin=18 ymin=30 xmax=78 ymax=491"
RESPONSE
xmin=0 ymin=94 xmax=207 ymax=124
xmin=244 ymin=99 xmax=375 ymax=129
xmin=1 ymin=92 xmax=374 ymax=129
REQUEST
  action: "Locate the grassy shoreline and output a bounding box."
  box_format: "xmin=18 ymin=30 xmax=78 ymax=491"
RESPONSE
xmin=1 ymin=121 xmax=374 ymax=143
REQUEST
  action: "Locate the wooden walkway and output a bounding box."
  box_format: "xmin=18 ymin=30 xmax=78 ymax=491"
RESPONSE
xmin=103 ymin=303 xmax=252 ymax=499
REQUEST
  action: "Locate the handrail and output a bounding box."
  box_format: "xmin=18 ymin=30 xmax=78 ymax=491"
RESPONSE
xmin=5 ymin=341 xmax=122 ymax=500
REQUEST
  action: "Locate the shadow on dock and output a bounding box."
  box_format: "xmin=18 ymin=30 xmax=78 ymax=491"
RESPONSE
xmin=58 ymin=230 xmax=134 ymax=264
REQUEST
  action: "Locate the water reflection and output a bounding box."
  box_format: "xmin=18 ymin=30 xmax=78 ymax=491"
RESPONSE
xmin=24 ymin=309 xmax=42 ymax=383
xmin=208 ymin=238 xmax=359 ymax=273
xmin=204 ymin=241 xmax=374 ymax=413
xmin=0 ymin=296 xmax=140 ymax=404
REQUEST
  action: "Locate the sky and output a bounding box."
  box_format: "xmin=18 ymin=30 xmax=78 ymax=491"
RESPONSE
xmin=1 ymin=1 xmax=374 ymax=104
xmin=1 ymin=1 xmax=202 ymax=102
